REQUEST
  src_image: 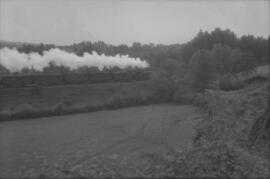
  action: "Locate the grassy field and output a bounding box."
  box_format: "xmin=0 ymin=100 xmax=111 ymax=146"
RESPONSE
xmin=0 ymin=81 xmax=156 ymax=120
xmin=0 ymin=104 xmax=204 ymax=178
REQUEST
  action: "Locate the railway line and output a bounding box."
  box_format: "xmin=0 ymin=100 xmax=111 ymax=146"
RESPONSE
xmin=0 ymin=71 xmax=151 ymax=88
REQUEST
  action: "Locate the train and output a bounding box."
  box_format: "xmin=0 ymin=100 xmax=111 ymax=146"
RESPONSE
xmin=0 ymin=71 xmax=152 ymax=88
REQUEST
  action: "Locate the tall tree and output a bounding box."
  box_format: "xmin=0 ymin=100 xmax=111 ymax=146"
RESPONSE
xmin=189 ymin=49 xmax=214 ymax=90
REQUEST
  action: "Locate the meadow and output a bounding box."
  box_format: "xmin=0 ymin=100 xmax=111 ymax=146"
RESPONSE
xmin=0 ymin=104 xmax=204 ymax=178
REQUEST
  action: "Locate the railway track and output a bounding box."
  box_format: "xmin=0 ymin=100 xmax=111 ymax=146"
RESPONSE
xmin=0 ymin=71 xmax=151 ymax=88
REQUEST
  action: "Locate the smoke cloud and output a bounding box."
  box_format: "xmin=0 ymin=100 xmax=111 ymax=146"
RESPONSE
xmin=0 ymin=48 xmax=149 ymax=72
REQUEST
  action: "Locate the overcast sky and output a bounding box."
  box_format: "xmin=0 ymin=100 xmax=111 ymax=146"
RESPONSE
xmin=0 ymin=0 xmax=269 ymax=45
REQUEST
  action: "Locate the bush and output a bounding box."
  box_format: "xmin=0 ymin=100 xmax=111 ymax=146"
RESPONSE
xmin=54 ymin=102 xmax=66 ymax=115
xmin=63 ymin=100 xmax=72 ymax=106
xmin=31 ymin=85 xmax=42 ymax=95
xmin=219 ymin=76 xmax=244 ymax=91
xmin=172 ymin=86 xmax=194 ymax=104
xmin=150 ymin=70 xmax=175 ymax=101
xmin=0 ymin=110 xmax=12 ymax=121
xmin=109 ymin=94 xmax=126 ymax=108
xmin=244 ymin=75 xmax=268 ymax=84
xmin=168 ymin=141 xmax=270 ymax=178
xmin=14 ymin=103 xmax=37 ymax=118
xmin=192 ymin=92 xmax=210 ymax=107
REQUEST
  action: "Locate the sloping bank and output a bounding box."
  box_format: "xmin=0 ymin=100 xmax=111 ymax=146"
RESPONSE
xmin=188 ymin=80 xmax=270 ymax=178
xmin=0 ymin=81 xmax=157 ymax=121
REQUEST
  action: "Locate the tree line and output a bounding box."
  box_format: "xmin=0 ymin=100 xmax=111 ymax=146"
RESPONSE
xmin=0 ymin=28 xmax=269 ymax=80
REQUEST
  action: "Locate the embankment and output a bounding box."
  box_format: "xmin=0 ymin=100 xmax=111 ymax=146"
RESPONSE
xmin=188 ymin=80 xmax=270 ymax=178
xmin=0 ymin=81 xmax=156 ymax=121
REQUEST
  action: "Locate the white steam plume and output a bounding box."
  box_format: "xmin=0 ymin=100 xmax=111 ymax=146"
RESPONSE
xmin=0 ymin=48 xmax=149 ymax=72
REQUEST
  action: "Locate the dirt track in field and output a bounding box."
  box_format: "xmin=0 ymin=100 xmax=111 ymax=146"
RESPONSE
xmin=0 ymin=104 xmax=205 ymax=177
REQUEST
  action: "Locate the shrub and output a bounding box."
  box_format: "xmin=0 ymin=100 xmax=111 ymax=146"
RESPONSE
xmin=172 ymin=86 xmax=194 ymax=104
xmin=54 ymin=102 xmax=66 ymax=115
xmin=244 ymin=75 xmax=268 ymax=84
xmin=170 ymin=141 xmax=270 ymax=178
xmin=219 ymin=75 xmax=244 ymax=91
xmin=109 ymin=94 xmax=125 ymax=108
xmin=150 ymin=70 xmax=175 ymax=101
xmin=14 ymin=103 xmax=37 ymax=118
xmin=63 ymin=100 xmax=72 ymax=106
xmin=31 ymin=85 xmax=42 ymax=95
xmin=192 ymin=92 xmax=209 ymax=107
xmin=0 ymin=110 xmax=12 ymax=121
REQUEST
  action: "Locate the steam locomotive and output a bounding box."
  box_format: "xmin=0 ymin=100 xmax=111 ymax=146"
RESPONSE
xmin=0 ymin=71 xmax=151 ymax=88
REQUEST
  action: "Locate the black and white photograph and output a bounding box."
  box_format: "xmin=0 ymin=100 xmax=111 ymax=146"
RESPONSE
xmin=0 ymin=0 xmax=269 ymax=178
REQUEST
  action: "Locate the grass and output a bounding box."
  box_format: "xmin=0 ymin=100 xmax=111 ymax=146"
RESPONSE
xmin=0 ymin=81 xmax=156 ymax=121
xmin=0 ymin=104 xmax=204 ymax=178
